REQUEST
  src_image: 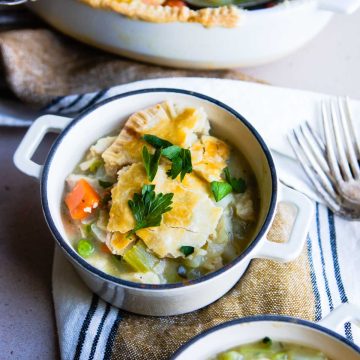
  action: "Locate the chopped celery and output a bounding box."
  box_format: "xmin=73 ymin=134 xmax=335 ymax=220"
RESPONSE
xmin=89 ymin=158 xmax=103 ymax=173
xmin=123 ymin=242 xmax=158 ymax=272
xmin=217 ymin=351 xmax=243 ymax=360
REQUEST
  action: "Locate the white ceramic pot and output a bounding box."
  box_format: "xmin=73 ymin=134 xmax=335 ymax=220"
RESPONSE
xmin=21 ymin=0 xmax=360 ymax=68
xmin=172 ymin=303 xmax=360 ymax=359
xmin=14 ymin=88 xmax=313 ymax=316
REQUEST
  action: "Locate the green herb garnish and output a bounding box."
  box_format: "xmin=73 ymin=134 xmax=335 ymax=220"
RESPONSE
xmin=143 ymin=134 xmax=173 ymax=149
xmin=211 ymin=168 xmax=247 ymax=202
xmin=143 ymin=134 xmax=193 ymax=181
xmin=128 ymin=184 xmax=173 ymax=235
xmin=161 ymin=145 xmax=182 ymax=159
xmin=98 ymin=180 xmax=114 ymax=188
xmin=142 ymin=146 xmax=162 ymax=181
xmin=224 ymin=167 xmax=247 ymax=193
xmin=210 ymin=181 xmax=233 ymax=202
xmin=262 ymin=337 xmax=272 ymax=346
xmin=163 ymin=147 xmax=192 ymax=181
xmin=180 ymin=246 xmax=194 ymax=257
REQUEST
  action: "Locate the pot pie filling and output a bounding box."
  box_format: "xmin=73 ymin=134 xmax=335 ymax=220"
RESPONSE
xmin=62 ymin=101 xmax=258 ymax=284
xmin=215 ymin=337 xmax=331 ymax=360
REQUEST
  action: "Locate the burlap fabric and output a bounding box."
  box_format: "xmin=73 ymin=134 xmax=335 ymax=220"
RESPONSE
xmin=0 ymin=27 xmax=314 ymax=359
xmin=0 ymin=29 xmax=262 ymax=106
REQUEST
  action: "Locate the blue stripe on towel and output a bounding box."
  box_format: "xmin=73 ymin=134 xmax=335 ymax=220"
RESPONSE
xmin=103 ymin=309 xmax=122 ymax=360
xmin=57 ymin=94 xmax=85 ymax=114
xmin=75 ymin=89 xmax=108 ymax=114
xmin=89 ymin=302 xmax=112 ymax=360
xmin=74 ymin=295 xmax=99 ymax=360
xmin=307 ymin=234 xmax=322 ymax=321
xmin=40 ymin=95 xmax=66 ymax=112
xmin=316 ymin=204 xmax=334 ymax=311
xmin=327 ymin=209 xmax=353 ymax=341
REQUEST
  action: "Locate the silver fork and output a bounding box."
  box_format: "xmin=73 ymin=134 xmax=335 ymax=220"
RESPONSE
xmin=288 ymin=97 xmax=360 ymax=220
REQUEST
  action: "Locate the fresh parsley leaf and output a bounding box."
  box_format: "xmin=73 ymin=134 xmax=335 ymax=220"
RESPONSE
xmin=180 ymin=246 xmax=194 ymax=257
xmin=211 ymin=181 xmax=233 ymax=202
xmin=98 ymin=180 xmax=114 ymax=188
xmin=224 ymin=167 xmax=247 ymax=193
xmin=128 ymin=185 xmax=174 ymax=234
xmin=143 ymin=134 xmax=173 ymax=149
xmin=181 ymin=149 xmax=192 ymax=181
xmin=164 ymin=148 xmax=192 ymax=181
xmin=162 ymin=145 xmax=182 ymax=160
xmin=142 ymin=146 xmax=162 ymax=181
xmin=143 ymin=135 xmax=192 ymax=181
xmin=167 ymin=156 xmax=183 ymax=179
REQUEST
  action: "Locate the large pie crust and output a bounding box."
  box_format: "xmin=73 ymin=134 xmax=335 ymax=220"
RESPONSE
xmin=80 ymin=0 xmax=241 ymax=28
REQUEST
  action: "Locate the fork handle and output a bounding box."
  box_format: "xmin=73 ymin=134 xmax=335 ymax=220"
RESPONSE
xmin=318 ymin=0 xmax=360 ymax=13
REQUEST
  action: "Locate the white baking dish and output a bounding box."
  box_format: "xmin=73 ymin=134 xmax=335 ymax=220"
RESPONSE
xmin=17 ymin=0 xmax=359 ymax=68
xmin=14 ymin=88 xmax=313 ymax=315
xmin=172 ymin=303 xmax=360 ymax=359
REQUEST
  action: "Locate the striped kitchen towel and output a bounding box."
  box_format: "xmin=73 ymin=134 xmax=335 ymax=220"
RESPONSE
xmin=47 ymin=78 xmax=360 ymax=359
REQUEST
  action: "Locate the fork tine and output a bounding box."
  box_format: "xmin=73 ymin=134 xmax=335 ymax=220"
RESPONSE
xmin=338 ymin=97 xmax=360 ymax=179
xmin=322 ymin=100 xmax=344 ymax=184
xmin=300 ymin=122 xmax=332 ymax=179
xmin=288 ymin=133 xmax=341 ymax=213
xmin=293 ymin=127 xmax=336 ymax=197
xmin=305 ymin=120 xmax=325 ymax=153
xmin=330 ymin=99 xmax=353 ymax=181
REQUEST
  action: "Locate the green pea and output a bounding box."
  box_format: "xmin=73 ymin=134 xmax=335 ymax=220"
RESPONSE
xmin=77 ymin=239 xmax=94 ymax=258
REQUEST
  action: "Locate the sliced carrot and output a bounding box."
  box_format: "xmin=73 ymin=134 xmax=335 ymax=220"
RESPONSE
xmin=164 ymin=0 xmax=186 ymax=6
xmin=65 ymin=179 xmax=100 ymax=220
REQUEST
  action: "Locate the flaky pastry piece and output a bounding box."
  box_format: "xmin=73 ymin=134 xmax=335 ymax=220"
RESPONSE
xmin=80 ymin=0 xmax=241 ymax=28
xmin=107 ymin=163 xmax=222 ymax=258
xmin=102 ymin=101 xmax=209 ymax=176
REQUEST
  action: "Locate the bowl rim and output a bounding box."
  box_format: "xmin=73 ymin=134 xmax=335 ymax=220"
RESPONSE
xmin=41 ymin=88 xmax=277 ymax=290
xmin=170 ymin=314 xmax=360 ymax=359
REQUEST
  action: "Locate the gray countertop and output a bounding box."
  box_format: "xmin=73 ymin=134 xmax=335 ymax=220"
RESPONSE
xmin=0 ymin=128 xmax=59 ymax=359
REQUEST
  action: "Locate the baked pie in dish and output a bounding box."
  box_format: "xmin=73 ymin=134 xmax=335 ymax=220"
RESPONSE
xmin=62 ymin=101 xmax=258 ymax=284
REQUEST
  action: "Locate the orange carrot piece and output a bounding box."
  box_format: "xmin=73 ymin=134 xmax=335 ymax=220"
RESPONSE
xmin=164 ymin=0 xmax=186 ymax=6
xmin=65 ymin=179 xmax=100 ymax=220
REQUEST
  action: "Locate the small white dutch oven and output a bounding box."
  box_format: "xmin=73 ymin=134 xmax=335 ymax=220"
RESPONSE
xmin=14 ymin=88 xmax=313 ymax=316
xmin=171 ymin=303 xmax=360 ymax=359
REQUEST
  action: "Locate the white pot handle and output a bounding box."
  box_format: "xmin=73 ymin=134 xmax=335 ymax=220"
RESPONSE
xmin=255 ymin=183 xmax=314 ymax=262
xmin=13 ymin=114 xmax=72 ymax=180
xmin=319 ymin=303 xmax=360 ymax=332
xmin=318 ymin=0 xmax=360 ymax=14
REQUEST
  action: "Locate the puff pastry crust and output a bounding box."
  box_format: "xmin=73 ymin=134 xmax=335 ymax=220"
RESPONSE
xmin=107 ymin=163 xmax=222 ymax=258
xmin=80 ymin=0 xmax=241 ymax=28
xmin=191 ymin=135 xmax=230 ymax=182
xmin=102 ymin=101 xmax=209 ymax=175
